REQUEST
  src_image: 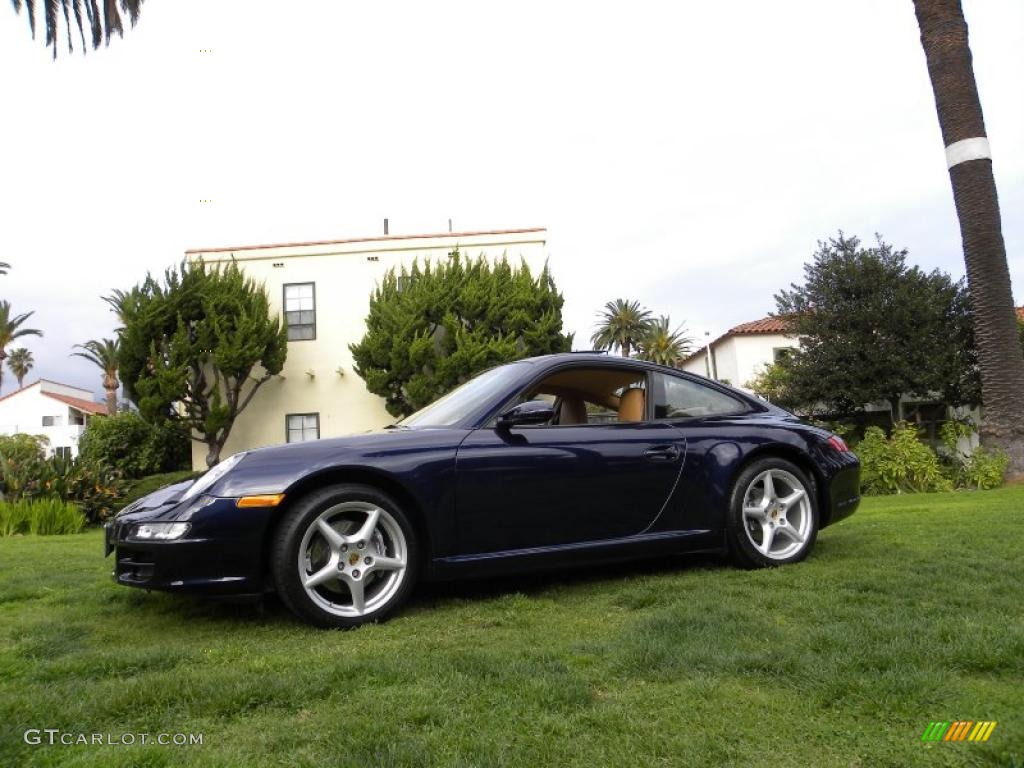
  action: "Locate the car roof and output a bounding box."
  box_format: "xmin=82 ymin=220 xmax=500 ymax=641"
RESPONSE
xmin=519 ymin=352 xmax=641 ymax=366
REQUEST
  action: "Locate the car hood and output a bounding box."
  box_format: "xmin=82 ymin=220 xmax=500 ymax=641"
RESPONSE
xmin=205 ymin=426 xmax=470 ymax=498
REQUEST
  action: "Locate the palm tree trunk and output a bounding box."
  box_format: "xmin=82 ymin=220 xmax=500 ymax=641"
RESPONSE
xmin=914 ymin=0 xmax=1024 ymax=479
xmin=105 ymin=387 xmax=118 ymax=416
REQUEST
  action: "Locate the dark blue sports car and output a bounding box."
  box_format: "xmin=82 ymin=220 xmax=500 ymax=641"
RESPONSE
xmin=106 ymin=353 xmax=860 ymax=627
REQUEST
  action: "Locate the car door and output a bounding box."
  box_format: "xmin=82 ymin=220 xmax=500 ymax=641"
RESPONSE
xmin=453 ymin=371 xmax=686 ymax=555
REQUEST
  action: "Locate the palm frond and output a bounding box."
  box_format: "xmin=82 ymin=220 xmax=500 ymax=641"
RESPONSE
xmin=0 ymin=301 xmax=44 ymax=352
xmin=10 ymin=0 xmax=142 ymax=55
xmin=71 ymin=0 xmax=85 ymax=51
xmin=71 ymin=337 xmax=119 ymax=373
xmin=589 ymin=298 xmax=653 ymax=356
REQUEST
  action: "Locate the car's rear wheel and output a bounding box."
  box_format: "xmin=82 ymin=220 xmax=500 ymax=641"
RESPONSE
xmin=727 ymin=457 xmax=818 ymax=568
xmin=271 ymin=484 xmax=418 ymax=628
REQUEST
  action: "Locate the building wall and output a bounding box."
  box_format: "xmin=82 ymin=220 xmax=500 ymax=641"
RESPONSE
xmin=187 ymin=229 xmax=550 ymax=469
xmin=681 ymin=333 xmax=797 ymax=389
xmin=0 ymin=382 xmax=95 ymax=458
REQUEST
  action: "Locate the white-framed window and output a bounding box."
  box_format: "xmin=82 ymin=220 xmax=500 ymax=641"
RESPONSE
xmin=42 ymin=415 xmax=62 ymax=427
xmin=54 ymin=446 xmax=72 ymax=459
xmin=286 ymin=413 xmax=320 ymax=443
xmin=283 ymin=282 xmax=316 ymax=341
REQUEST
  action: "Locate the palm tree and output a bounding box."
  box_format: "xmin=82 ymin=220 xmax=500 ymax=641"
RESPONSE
xmin=0 ymin=301 xmax=43 ymax=393
xmin=6 ymin=348 xmax=34 ymax=389
xmin=637 ymin=316 xmax=693 ymax=367
xmin=10 ymin=0 xmax=143 ymax=58
xmin=72 ymin=337 xmax=120 ymax=415
xmin=914 ymin=0 xmax=1024 ymax=479
xmin=590 ymin=299 xmax=653 ymax=358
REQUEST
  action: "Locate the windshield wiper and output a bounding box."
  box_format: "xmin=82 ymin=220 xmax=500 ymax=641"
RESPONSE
xmin=383 ymin=423 xmax=410 ymax=430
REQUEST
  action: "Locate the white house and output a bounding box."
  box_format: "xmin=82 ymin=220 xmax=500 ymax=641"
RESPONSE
xmin=0 ymin=380 xmax=107 ymax=458
xmin=185 ymin=226 xmax=551 ymax=469
xmin=680 ymin=316 xmax=797 ymax=389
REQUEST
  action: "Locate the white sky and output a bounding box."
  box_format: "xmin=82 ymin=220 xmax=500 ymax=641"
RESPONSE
xmin=1 ymin=0 xmax=1022 ymax=398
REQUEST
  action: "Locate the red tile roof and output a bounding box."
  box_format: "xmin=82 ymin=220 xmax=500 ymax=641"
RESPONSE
xmin=185 ymin=227 xmax=547 ymax=255
xmin=725 ymin=316 xmax=796 ymax=335
xmin=44 ymin=392 xmax=108 ymax=416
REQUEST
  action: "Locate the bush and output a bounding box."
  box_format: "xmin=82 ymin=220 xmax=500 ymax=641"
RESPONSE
xmin=938 ymin=420 xmax=1009 ymax=490
xmin=0 ymin=440 xmax=128 ymax=523
xmin=78 ymin=412 xmax=189 ymax=479
xmin=0 ymin=498 xmax=85 ymax=536
xmin=0 ymin=500 xmax=30 ymax=536
xmin=856 ymin=422 xmax=953 ymax=495
xmin=62 ymin=459 xmax=130 ymax=523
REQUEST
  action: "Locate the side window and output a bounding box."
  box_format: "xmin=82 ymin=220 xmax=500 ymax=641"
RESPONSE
xmin=653 ymin=373 xmax=744 ymax=419
xmin=517 ymin=367 xmax=647 ymax=426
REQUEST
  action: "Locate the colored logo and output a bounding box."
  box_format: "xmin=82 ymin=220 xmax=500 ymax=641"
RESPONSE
xmin=921 ymin=721 xmax=997 ymax=742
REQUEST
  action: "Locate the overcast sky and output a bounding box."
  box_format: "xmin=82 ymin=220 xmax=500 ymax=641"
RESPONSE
xmin=1 ymin=0 xmax=1021 ymax=400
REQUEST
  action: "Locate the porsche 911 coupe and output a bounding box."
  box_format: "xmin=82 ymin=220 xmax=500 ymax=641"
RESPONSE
xmin=106 ymin=353 xmax=860 ymax=627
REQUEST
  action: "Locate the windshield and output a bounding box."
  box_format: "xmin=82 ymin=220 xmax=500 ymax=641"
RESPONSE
xmin=399 ymin=362 xmax=529 ymax=428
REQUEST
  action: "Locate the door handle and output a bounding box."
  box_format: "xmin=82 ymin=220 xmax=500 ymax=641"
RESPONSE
xmin=643 ymin=445 xmax=680 ymax=462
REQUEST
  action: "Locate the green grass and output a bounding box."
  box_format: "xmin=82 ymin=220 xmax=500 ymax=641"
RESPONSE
xmin=116 ymin=471 xmax=197 ymax=511
xmin=1 ymin=487 xmax=1022 ymax=767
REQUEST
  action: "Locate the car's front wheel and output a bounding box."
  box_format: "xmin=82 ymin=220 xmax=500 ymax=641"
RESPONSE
xmin=727 ymin=458 xmax=818 ymax=569
xmin=271 ymin=484 xmax=418 ymax=628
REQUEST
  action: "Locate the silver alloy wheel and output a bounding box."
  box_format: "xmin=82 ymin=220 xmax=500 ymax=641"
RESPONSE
xmin=297 ymin=501 xmax=408 ymax=618
xmin=741 ymin=468 xmax=812 ymax=561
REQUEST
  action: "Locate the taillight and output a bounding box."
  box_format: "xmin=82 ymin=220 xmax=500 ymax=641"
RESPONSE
xmin=827 ymin=435 xmax=849 ymax=453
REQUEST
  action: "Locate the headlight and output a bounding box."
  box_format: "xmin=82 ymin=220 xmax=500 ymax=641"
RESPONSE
xmin=129 ymin=522 xmax=191 ymax=541
xmin=181 ymin=452 xmax=247 ymax=501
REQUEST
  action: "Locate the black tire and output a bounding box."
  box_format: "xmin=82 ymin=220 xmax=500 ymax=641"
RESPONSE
xmin=726 ymin=457 xmax=818 ymax=569
xmin=271 ymin=484 xmax=418 ymax=628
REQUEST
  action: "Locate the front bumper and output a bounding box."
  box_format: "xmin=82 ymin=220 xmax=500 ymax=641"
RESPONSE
xmin=105 ymin=496 xmax=277 ymax=596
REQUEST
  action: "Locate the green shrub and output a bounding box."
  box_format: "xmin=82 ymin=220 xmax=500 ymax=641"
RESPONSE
xmin=27 ymin=498 xmax=86 ymax=535
xmin=937 ymin=420 xmax=1009 ymax=490
xmin=856 ymin=422 xmax=953 ymax=495
xmin=0 ymin=433 xmax=48 ymax=462
xmin=0 ymin=437 xmax=128 ymax=523
xmin=0 ymin=500 xmax=31 ymax=536
xmin=960 ymin=448 xmax=1010 ymax=490
xmin=62 ymin=459 xmax=130 ymax=523
xmin=78 ymin=412 xmax=190 ymax=479
xmin=0 ymin=499 xmax=85 ymax=536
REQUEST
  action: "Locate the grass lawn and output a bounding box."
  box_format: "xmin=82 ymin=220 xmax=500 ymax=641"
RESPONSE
xmin=1 ymin=487 xmax=1022 ymax=767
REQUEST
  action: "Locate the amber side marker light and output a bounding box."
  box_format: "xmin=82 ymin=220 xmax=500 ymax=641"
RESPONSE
xmin=237 ymin=494 xmax=286 ymax=508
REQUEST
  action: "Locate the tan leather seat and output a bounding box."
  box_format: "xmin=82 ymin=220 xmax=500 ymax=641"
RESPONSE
xmin=618 ymin=388 xmax=645 ymax=422
xmin=559 ymin=397 xmax=588 ymax=425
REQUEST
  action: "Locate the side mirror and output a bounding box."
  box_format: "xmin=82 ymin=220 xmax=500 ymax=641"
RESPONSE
xmin=497 ymin=400 xmax=555 ymax=429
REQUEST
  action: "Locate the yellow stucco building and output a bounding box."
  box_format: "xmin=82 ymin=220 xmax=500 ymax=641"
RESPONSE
xmin=185 ymin=227 xmax=549 ymax=469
